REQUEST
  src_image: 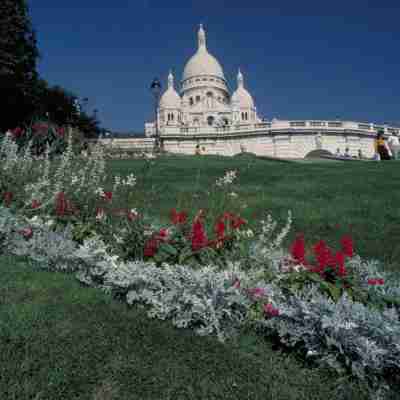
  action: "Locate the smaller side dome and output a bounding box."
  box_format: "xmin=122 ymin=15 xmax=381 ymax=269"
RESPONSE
xmin=231 ymin=68 xmax=254 ymax=108
xmin=159 ymin=71 xmax=181 ymax=108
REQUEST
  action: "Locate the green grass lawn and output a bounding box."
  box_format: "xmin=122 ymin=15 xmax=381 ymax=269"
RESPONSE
xmin=0 ymin=255 xmax=369 ymax=400
xmin=1 ymin=155 xmax=399 ymax=399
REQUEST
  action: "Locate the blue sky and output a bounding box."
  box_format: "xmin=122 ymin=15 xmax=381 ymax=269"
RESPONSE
xmin=29 ymin=0 xmax=400 ymax=132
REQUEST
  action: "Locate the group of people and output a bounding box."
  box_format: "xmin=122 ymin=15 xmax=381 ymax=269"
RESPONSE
xmin=375 ymin=131 xmax=400 ymax=160
xmin=335 ymin=147 xmax=364 ymax=159
xmin=334 ymin=131 xmax=400 ymax=161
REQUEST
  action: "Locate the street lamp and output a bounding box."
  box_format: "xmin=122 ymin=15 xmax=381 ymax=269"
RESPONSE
xmin=150 ymin=77 xmax=162 ymax=152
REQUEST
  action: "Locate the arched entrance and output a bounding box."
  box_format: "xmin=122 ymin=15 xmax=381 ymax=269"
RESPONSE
xmin=305 ymin=149 xmax=333 ymax=159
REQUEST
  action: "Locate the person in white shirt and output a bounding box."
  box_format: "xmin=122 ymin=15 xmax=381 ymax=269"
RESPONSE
xmin=387 ymin=132 xmax=400 ymax=160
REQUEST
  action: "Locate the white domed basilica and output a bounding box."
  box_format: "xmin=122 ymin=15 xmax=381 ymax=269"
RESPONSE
xmin=153 ymin=25 xmax=259 ymax=131
xmin=142 ymin=25 xmax=399 ymax=158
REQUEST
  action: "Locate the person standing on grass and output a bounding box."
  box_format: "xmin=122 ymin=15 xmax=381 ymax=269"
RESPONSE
xmin=375 ymin=131 xmax=391 ymax=160
xmin=387 ymin=132 xmax=400 ymax=160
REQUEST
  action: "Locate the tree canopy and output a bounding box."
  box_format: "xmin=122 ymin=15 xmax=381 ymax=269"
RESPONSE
xmin=0 ymin=0 xmax=40 ymax=131
xmin=1 ymin=0 xmax=102 ymax=137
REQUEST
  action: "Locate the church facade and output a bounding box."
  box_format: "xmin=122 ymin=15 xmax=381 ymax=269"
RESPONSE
xmin=144 ymin=25 xmax=399 ymax=158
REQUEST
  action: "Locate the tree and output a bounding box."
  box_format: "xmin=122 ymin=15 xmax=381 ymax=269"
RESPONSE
xmin=34 ymin=81 xmax=101 ymax=138
xmin=0 ymin=0 xmax=39 ymax=131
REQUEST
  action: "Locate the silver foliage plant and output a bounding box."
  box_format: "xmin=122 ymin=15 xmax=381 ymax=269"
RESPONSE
xmin=1 ymin=205 xmax=400 ymax=395
xmin=0 ymin=131 xmax=107 ymax=210
xmin=256 ymin=285 xmax=400 ymax=396
xmin=74 ymin=236 xmax=251 ymax=341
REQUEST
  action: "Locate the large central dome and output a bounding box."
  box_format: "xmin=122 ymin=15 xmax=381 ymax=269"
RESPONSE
xmin=182 ymin=25 xmax=225 ymax=82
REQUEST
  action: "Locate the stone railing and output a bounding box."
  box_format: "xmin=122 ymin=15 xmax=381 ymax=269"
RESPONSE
xmin=88 ymin=137 xmax=155 ymax=151
xmin=270 ymin=120 xmax=399 ymax=134
xmin=145 ymin=120 xmax=399 ymax=137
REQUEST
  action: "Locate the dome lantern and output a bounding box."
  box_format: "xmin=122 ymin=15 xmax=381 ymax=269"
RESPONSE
xmin=237 ymin=68 xmax=244 ymax=88
xmin=198 ymin=24 xmax=206 ymax=50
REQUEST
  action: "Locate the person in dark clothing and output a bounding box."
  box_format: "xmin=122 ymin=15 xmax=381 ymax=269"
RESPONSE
xmin=375 ymin=131 xmax=391 ymax=160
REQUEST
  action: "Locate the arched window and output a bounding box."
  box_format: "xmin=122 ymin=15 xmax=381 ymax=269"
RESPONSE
xmin=207 ymin=116 xmax=215 ymax=126
xmin=189 ymin=97 xmax=194 ymax=106
xmin=206 ymin=92 xmax=214 ymax=108
xmin=196 ymin=95 xmax=201 ymax=103
xmin=241 ymin=112 xmax=245 ymax=120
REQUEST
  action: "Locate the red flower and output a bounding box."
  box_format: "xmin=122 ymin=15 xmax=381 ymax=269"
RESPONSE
xmin=313 ymin=240 xmax=335 ymax=273
xmin=214 ymin=219 xmax=225 ymax=241
xmin=3 ymin=191 xmax=13 ymax=207
xmin=102 ymin=191 xmax=113 ymax=202
xmin=222 ymin=212 xmax=234 ymax=220
xmin=170 ymin=209 xmax=187 ymax=224
xmin=335 ymin=251 xmax=347 ymax=277
xmin=263 ymin=303 xmax=280 ymax=317
xmin=191 ymin=219 xmax=208 ymax=251
xmin=221 ymin=212 xmax=246 ymax=229
xmin=55 ymin=192 xmax=67 ymax=216
xmin=19 ymin=227 xmax=33 ymax=239
xmin=367 ymin=278 xmax=385 ymax=286
xmin=144 ymin=237 xmax=159 ymax=257
xmin=157 ymin=228 xmax=169 ymax=240
xmin=12 ymin=127 xmax=23 ymax=138
xmin=231 ymin=215 xmax=246 ymax=230
xmin=290 ymin=234 xmax=306 ymax=264
xmin=340 ymin=235 xmax=354 ymax=258
xmin=31 ymin=199 xmax=41 ymax=209
xmin=248 ymin=287 xmax=265 ymax=299
xmin=57 ymin=127 xmax=65 ymax=136
xmin=33 ymin=123 xmax=48 ymax=132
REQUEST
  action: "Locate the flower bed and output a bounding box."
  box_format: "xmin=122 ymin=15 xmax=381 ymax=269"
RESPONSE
xmin=1 ymin=131 xmax=400 ymax=398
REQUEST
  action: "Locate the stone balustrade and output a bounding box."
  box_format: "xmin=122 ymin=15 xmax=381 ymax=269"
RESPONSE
xmin=144 ymin=119 xmax=399 ymax=138
xmin=92 ymin=119 xmax=400 ymax=159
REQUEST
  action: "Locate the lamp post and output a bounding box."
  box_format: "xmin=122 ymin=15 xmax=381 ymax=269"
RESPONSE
xmin=150 ymin=77 xmax=162 ymax=152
